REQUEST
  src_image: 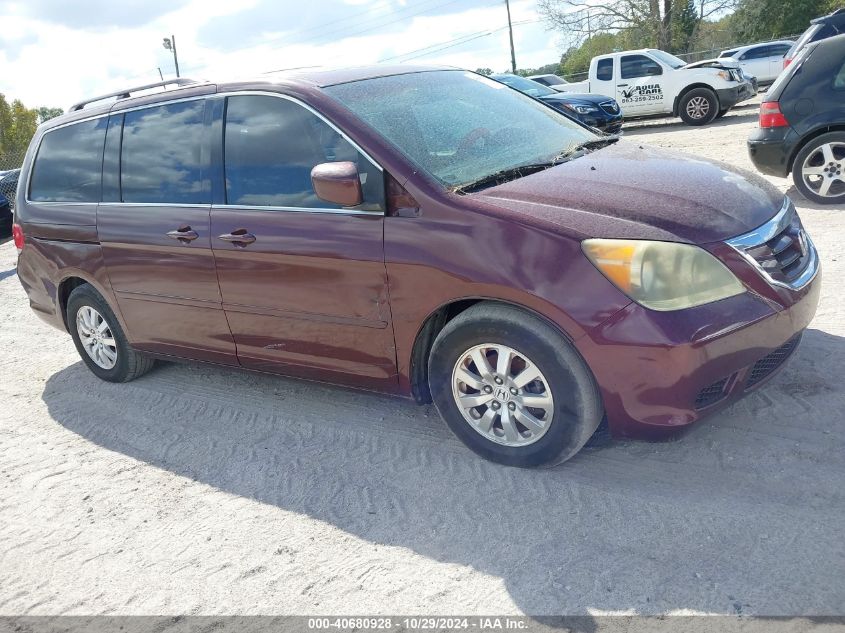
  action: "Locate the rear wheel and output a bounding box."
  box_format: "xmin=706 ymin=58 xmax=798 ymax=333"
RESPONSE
xmin=679 ymin=88 xmax=719 ymax=126
xmin=428 ymin=303 xmax=603 ymax=467
xmin=67 ymin=284 xmax=155 ymax=382
xmin=792 ymin=132 xmax=845 ymax=205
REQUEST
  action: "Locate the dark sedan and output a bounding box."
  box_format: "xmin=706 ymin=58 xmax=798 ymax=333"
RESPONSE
xmin=748 ymin=33 xmax=845 ymax=204
xmin=0 ymin=193 xmax=12 ymax=238
xmin=491 ymin=73 xmax=623 ymax=134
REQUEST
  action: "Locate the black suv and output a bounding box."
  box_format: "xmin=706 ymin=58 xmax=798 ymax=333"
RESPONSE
xmin=783 ymin=8 xmax=845 ymax=68
xmin=747 ymin=33 xmax=845 ymax=205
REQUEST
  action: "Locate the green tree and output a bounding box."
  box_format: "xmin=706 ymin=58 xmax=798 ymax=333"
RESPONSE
xmin=474 ymin=68 xmax=493 ymax=76
xmin=36 ymin=106 xmax=64 ymax=124
xmin=729 ymin=0 xmax=834 ymax=41
xmin=561 ymin=32 xmax=620 ymax=77
xmin=0 ymin=94 xmax=38 ymax=168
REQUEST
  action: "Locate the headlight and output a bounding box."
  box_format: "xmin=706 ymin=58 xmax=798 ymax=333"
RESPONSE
xmin=563 ymin=103 xmax=599 ymax=114
xmin=582 ymin=239 xmax=745 ymax=311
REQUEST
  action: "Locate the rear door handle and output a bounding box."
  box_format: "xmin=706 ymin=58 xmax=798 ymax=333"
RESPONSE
xmin=617 ymin=83 xmax=629 ymax=87
xmin=166 ymin=226 xmax=199 ymax=243
xmin=218 ymin=229 xmax=256 ymax=246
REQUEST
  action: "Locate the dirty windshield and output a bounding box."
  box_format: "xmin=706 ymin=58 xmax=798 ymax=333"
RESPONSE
xmin=325 ymin=70 xmax=595 ymax=189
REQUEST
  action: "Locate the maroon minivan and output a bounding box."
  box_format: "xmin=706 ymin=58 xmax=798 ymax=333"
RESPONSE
xmin=14 ymin=67 xmax=820 ymax=467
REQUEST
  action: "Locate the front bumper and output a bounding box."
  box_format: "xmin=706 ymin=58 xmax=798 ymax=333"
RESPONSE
xmin=576 ymin=243 xmax=821 ymax=439
xmin=717 ymin=81 xmax=756 ymax=110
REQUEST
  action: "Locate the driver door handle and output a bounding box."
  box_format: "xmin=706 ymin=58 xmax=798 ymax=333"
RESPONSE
xmin=166 ymin=226 xmax=199 ymax=243
xmin=218 ymin=229 xmax=256 ymax=246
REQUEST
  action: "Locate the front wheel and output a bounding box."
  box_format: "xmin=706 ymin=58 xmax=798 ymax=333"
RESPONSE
xmin=428 ymin=303 xmax=603 ymax=468
xmin=792 ymin=132 xmax=845 ymax=205
xmin=679 ymin=88 xmax=719 ymax=126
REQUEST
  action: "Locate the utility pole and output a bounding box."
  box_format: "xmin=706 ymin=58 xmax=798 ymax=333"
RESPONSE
xmin=162 ymin=35 xmax=180 ymax=78
xmin=505 ymin=0 xmax=517 ymax=74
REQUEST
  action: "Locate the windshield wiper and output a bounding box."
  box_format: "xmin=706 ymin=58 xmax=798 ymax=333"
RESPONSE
xmin=453 ymin=162 xmax=558 ymax=194
xmin=453 ymin=136 xmax=620 ymax=194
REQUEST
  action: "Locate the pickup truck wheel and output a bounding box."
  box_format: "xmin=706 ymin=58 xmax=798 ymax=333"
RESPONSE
xmin=792 ymin=132 xmax=845 ymax=205
xmin=679 ymin=88 xmax=719 ymax=126
xmin=427 ymin=302 xmax=603 ymax=468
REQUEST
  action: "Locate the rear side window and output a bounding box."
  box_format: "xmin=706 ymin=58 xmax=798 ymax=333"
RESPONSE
xmin=120 ymin=100 xmax=208 ymax=204
xmin=223 ymin=95 xmax=383 ymax=209
xmin=769 ymin=44 xmax=791 ymax=57
xmin=620 ymin=55 xmax=662 ymax=79
xmin=596 ymin=58 xmax=614 ymax=81
xmin=29 ymin=117 xmax=107 ymax=202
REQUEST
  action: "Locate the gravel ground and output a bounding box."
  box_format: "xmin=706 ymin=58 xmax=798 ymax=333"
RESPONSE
xmin=1 ymin=108 xmax=843 ymax=617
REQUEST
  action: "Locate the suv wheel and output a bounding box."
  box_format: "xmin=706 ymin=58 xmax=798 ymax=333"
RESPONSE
xmin=679 ymin=88 xmax=719 ymax=126
xmin=67 ymin=284 xmax=155 ymax=382
xmin=792 ymin=132 xmax=845 ymax=205
xmin=428 ymin=303 xmax=603 ymax=468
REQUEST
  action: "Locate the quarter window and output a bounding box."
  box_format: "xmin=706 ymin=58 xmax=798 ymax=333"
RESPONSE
xmin=223 ymin=95 xmax=382 ymax=209
xmin=834 ymin=59 xmax=845 ymax=90
xmin=120 ymin=100 xmax=208 ymax=204
xmin=29 ymin=117 xmax=108 ymax=202
xmin=596 ymin=58 xmax=614 ymax=81
xmin=620 ymin=55 xmax=662 ymax=79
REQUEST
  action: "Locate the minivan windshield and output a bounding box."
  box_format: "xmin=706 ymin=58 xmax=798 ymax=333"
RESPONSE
xmin=325 ymin=70 xmax=595 ymax=189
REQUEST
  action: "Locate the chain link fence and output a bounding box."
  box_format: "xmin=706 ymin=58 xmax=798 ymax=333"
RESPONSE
xmin=0 ymin=149 xmax=25 ymax=210
xmin=560 ymin=35 xmax=803 ymax=83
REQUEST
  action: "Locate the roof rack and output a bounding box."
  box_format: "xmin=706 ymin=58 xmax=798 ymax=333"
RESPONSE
xmin=69 ymin=78 xmax=202 ymax=112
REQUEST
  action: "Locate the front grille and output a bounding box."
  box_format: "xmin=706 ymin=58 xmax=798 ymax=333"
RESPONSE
xmin=727 ymin=198 xmax=817 ymax=289
xmin=746 ymin=334 xmax=802 ymax=389
xmin=694 ymin=377 xmax=729 ymax=409
xmin=599 ymin=100 xmax=620 ymax=115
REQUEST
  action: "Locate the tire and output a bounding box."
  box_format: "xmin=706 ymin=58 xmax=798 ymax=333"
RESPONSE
xmin=791 ymin=132 xmax=845 ymax=205
xmin=428 ymin=302 xmax=603 ymax=468
xmin=679 ymin=88 xmax=719 ymax=126
xmin=67 ymin=284 xmax=155 ymax=382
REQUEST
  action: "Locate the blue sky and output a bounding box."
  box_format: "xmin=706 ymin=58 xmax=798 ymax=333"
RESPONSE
xmin=0 ymin=0 xmax=567 ymax=108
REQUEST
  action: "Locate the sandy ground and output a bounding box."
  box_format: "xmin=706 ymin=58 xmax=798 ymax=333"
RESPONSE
xmin=1 ymin=108 xmax=844 ymax=618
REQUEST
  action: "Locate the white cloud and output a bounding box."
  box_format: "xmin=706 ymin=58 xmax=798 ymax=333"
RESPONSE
xmin=0 ymin=0 xmax=570 ymax=109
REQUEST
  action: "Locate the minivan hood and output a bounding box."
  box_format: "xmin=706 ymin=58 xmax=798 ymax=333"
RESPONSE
xmin=474 ymin=142 xmax=784 ymax=244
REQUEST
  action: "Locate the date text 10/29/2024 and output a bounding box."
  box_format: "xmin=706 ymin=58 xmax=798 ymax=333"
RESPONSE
xmin=307 ymin=617 xmax=529 ymax=631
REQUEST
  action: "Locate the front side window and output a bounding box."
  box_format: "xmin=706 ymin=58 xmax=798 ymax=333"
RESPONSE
xmin=223 ymin=95 xmax=383 ymax=209
xmin=121 ymin=100 xmax=207 ymax=204
xmin=29 ymin=117 xmax=108 ymax=202
xmin=325 ymin=71 xmax=594 ymax=188
xmin=596 ymin=58 xmax=614 ymax=81
xmin=621 ymin=55 xmax=663 ymax=79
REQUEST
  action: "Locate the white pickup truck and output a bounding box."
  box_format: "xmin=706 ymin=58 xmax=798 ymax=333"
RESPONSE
xmin=558 ymin=49 xmax=757 ymax=126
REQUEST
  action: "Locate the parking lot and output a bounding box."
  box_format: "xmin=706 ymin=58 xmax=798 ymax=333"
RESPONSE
xmin=1 ymin=105 xmax=843 ymax=617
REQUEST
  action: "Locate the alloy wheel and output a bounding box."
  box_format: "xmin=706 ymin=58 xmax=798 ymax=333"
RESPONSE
xmin=76 ymin=306 xmax=118 ymax=370
xmin=451 ymin=343 xmax=554 ymax=447
xmin=686 ymin=96 xmax=710 ymax=120
xmin=801 ymin=142 xmax=845 ymax=199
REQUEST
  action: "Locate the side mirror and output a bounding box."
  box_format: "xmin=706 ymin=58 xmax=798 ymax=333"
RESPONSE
xmin=311 ymin=161 xmax=363 ymax=207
